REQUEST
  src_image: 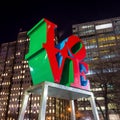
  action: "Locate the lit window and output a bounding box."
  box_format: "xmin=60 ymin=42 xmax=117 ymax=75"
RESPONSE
xmin=96 ymin=97 xmax=104 ymax=100
xmin=95 ymin=23 xmax=112 ymax=30
xmin=82 ymin=25 xmax=94 ymax=29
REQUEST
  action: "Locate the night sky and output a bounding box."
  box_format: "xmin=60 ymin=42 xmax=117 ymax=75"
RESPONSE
xmin=0 ymin=0 xmax=120 ymax=43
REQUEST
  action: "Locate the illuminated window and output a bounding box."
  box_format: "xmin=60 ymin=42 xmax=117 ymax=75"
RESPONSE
xmin=82 ymin=25 xmax=94 ymax=29
xmin=96 ymin=97 xmax=104 ymax=100
xmin=107 ymin=36 xmax=115 ymax=40
xmin=109 ymin=114 xmax=120 ymax=120
xmin=98 ymin=37 xmax=107 ymax=42
xmin=86 ymin=107 xmax=92 ymax=110
xmin=86 ymin=45 xmax=97 ymax=49
xmin=89 ymin=39 xmax=96 ymax=43
xmin=95 ymin=23 xmax=112 ymax=30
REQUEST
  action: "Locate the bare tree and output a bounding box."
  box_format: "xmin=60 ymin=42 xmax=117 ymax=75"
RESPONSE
xmin=88 ymin=54 xmax=120 ymax=120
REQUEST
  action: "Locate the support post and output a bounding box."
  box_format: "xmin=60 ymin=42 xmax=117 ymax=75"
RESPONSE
xmin=89 ymin=93 xmax=100 ymax=120
xmin=18 ymin=91 xmax=30 ymax=120
xmin=38 ymin=83 xmax=48 ymax=120
xmin=18 ymin=81 xmax=99 ymax=120
xmin=70 ymin=100 xmax=76 ymax=120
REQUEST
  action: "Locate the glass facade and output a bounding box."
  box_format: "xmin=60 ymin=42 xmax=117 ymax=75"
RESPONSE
xmin=72 ymin=17 xmax=120 ymax=120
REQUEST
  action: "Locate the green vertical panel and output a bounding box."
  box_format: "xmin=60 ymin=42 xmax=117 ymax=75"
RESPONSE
xmin=28 ymin=49 xmax=54 ymax=85
xmin=71 ymin=42 xmax=82 ymax=54
xmin=25 ymin=19 xmax=46 ymax=59
xmin=60 ymin=58 xmax=74 ymax=86
xmin=25 ymin=18 xmax=54 ymax=85
xmin=67 ymin=60 xmax=74 ymax=86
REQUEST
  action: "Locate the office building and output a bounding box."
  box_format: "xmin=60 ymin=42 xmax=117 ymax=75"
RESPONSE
xmin=72 ymin=17 xmax=120 ymax=120
xmin=0 ymin=31 xmax=71 ymax=120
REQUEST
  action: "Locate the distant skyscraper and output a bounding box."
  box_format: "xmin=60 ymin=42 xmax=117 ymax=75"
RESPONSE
xmin=0 ymin=31 xmax=71 ymax=120
xmin=72 ymin=17 xmax=120 ymax=120
xmin=0 ymin=31 xmax=32 ymax=119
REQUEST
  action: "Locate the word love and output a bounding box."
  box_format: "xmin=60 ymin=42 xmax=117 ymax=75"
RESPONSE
xmin=25 ymin=18 xmax=90 ymax=90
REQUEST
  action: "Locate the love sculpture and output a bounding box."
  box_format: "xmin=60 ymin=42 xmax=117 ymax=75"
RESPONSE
xmin=25 ymin=18 xmax=90 ymax=90
xmin=18 ymin=18 xmax=100 ymax=120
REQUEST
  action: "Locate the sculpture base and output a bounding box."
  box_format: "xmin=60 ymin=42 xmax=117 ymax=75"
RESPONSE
xmin=18 ymin=81 xmax=99 ymax=120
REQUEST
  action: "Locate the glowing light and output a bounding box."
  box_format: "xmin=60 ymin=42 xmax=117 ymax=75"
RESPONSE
xmin=95 ymin=23 xmax=112 ymax=30
xmin=67 ymin=107 xmax=71 ymax=112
